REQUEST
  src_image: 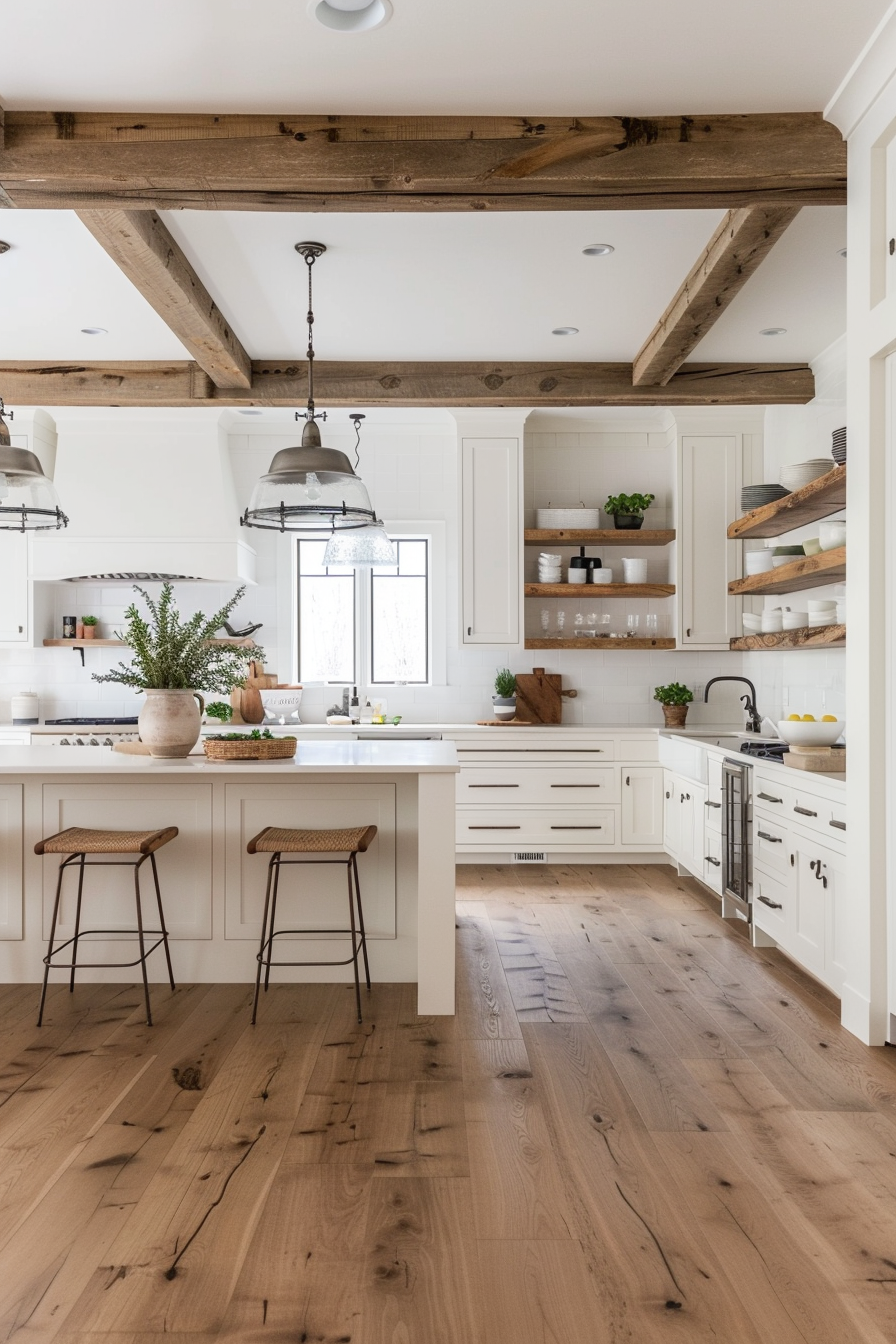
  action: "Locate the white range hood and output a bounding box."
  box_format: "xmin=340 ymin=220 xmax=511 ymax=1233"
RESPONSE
xmin=30 ymin=412 xmax=256 ymax=584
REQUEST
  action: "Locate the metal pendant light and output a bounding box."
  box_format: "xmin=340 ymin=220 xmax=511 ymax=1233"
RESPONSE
xmin=0 ymin=399 xmax=68 ymax=531
xmin=241 ymin=243 xmax=382 ymax=537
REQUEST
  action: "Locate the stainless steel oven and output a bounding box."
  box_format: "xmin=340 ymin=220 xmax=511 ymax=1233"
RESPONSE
xmin=721 ymin=758 xmax=752 ymax=921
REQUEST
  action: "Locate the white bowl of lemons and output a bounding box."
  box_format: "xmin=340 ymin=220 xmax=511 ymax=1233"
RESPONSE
xmin=776 ymin=715 xmax=844 ymax=747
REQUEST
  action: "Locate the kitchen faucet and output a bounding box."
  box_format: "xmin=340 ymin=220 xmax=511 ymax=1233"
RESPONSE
xmin=704 ymin=676 xmax=762 ymax=733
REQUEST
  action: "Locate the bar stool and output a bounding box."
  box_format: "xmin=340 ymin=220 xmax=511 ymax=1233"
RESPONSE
xmin=35 ymin=826 xmax=178 ymax=1027
xmin=247 ymin=825 xmax=376 ymax=1025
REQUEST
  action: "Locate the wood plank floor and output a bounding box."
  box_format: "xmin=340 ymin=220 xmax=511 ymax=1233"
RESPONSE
xmin=2 ymin=862 xmax=896 ymax=1341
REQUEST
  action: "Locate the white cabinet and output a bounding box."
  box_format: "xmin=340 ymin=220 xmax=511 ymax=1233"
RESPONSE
xmin=0 ymin=785 xmax=23 ymax=940
xmin=663 ymin=770 xmax=680 ymax=856
xmin=0 ymin=535 xmax=29 ymax=644
xmin=621 ymin=767 xmax=663 ymax=847
xmin=677 ymin=434 xmax=743 ymax=649
xmin=460 ymin=435 xmax=521 ymax=644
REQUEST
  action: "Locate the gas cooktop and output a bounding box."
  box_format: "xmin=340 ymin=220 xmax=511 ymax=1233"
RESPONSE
xmin=739 ymin=740 xmax=789 ymax=761
xmin=44 ymin=717 xmax=140 ymax=726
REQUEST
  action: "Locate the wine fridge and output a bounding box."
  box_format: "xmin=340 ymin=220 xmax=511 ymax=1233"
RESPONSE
xmin=721 ymin=758 xmax=752 ymax=921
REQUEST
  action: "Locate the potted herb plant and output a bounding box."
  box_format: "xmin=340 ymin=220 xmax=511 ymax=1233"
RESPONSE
xmin=493 ymin=668 xmax=517 ymax=721
xmin=205 ymin=700 xmax=233 ymax=725
xmin=654 ymin=681 xmax=694 ymax=728
xmin=604 ymin=492 xmax=656 ymax=531
xmin=94 ymin=584 xmax=262 ymax=758
xmin=81 ymin=615 xmax=98 ymax=640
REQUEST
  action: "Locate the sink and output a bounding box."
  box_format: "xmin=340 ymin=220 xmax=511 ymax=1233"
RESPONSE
xmin=658 ymin=731 xmax=777 ymax=780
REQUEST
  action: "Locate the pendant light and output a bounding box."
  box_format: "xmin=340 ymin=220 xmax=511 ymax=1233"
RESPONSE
xmin=0 ymin=399 xmax=68 ymax=531
xmin=241 ymin=243 xmax=386 ymax=545
xmin=323 ymin=413 xmax=396 ymax=567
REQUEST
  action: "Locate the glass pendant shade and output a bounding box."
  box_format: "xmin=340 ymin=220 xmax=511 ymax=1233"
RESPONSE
xmin=242 ymin=426 xmax=378 ymax=533
xmin=0 ymin=433 xmax=68 ymax=532
xmin=323 ymin=521 xmax=397 ymax=568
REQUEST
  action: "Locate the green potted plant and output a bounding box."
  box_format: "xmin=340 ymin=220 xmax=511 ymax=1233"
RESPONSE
xmin=94 ymin=584 xmax=263 ymax=758
xmin=654 ymin=681 xmax=694 ymax=728
xmin=81 ymin=615 xmax=98 ymax=640
xmin=604 ymin=492 xmax=656 ymax=531
xmin=205 ymin=700 xmax=233 ymax=724
xmin=493 ymin=668 xmax=517 ymax=721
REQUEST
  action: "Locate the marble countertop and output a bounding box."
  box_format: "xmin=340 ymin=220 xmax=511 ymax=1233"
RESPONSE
xmin=0 ymin=740 xmax=460 ymax=775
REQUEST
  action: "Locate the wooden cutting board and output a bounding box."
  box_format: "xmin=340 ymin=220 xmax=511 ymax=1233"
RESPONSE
xmin=236 ymin=659 xmax=278 ymax=724
xmin=513 ymin=668 xmax=577 ymax=725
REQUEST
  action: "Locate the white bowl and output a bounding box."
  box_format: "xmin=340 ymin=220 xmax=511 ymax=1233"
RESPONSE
xmin=783 ymin=612 xmax=809 ymax=628
xmin=761 ymin=613 xmax=784 ymax=633
xmin=819 ymin=520 xmax=846 ymax=551
xmin=259 ymin=689 xmax=303 ymax=723
xmin=807 ymin=599 xmax=837 ymax=611
xmin=776 ymin=718 xmax=844 ymax=746
xmin=536 ymin=508 xmax=601 ymax=529
xmin=745 ymin=550 xmax=774 ymax=575
xmin=591 ymin=568 xmax=614 ymax=584
xmin=742 ymin=614 xmax=763 ymax=633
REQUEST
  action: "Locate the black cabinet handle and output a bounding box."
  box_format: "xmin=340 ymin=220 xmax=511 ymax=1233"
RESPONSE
xmin=468 ymin=825 xmax=521 ymax=830
xmin=705 ymin=800 xmax=722 ymax=809
xmin=705 ymin=856 xmax=721 ymax=867
xmin=829 ymin=819 xmax=846 ymax=831
xmin=469 ymin=783 xmax=519 ymax=788
xmin=550 ymin=825 xmax=602 ymax=830
xmin=794 ymin=806 xmax=817 ymax=817
xmin=757 ymin=831 xmax=783 ymax=843
xmin=758 ymin=895 xmax=783 ymax=910
xmin=790 ymin=854 xmax=795 ymax=866
xmin=626 ymin=775 xmax=630 ymax=786
xmin=665 ymin=791 xmax=672 ymax=799
xmin=551 ymin=783 xmax=600 ymax=788
xmin=759 ymin=792 xmax=783 ymax=804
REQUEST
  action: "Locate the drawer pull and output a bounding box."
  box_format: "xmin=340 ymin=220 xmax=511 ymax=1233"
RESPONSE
xmin=705 ymin=801 xmax=721 ymax=809
xmin=550 ymin=825 xmax=602 ymax=830
xmin=758 ymin=792 xmax=783 ymax=804
xmin=829 ymin=819 xmax=846 ymax=831
xmin=550 ymin=783 xmax=600 ymax=788
xmin=468 ymin=825 xmax=521 ymax=830
xmin=705 ymin=856 xmax=721 ymax=867
xmin=758 ymin=894 xmax=783 ymax=910
xmin=468 ymin=784 xmax=519 ymax=788
xmin=757 ymin=831 xmax=783 ymax=843
xmin=794 ymin=806 xmax=817 ymax=817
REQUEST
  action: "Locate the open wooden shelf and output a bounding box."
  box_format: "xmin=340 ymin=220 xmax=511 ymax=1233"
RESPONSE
xmin=727 ymin=547 xmax=845 ymax=596
xmin=728 ymin=465 xmax=845 ymax=539
xmin=43 ymin=638 xmax=125 ymax=648
xmin=525 ymin=582 xmax=675 ymax=598
xmin=525 ymin=529 xmax=676 ymax=546
xmin=729 ymin=624 xmax=846 ymax=651
xmin=525 ymin=638 xmax=676 ymax=650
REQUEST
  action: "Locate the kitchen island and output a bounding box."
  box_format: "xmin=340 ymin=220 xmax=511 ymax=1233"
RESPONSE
xmin=0 ymin=740 xmax=459 ymax=1014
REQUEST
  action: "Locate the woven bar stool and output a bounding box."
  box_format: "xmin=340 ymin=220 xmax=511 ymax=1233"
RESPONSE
xmin=247 ymin=824 xmax=376 ymax=1025
xmin=35 ymin=826 xmax=178 ymax=1027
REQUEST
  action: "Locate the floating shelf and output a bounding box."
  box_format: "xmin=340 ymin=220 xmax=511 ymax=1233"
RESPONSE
xmin=728 ymin=465 xmax=845 ymax=540
xmin=43 ymin=638 xmax=125 ymax=648
xmin=729 ymin=624 xmax=845 ymax=651
xmin=525 ymin=529 xmax=676 ymax=546
xmin=525 ymin=582 xmax=675 ymax=598
xmin=727 ymin=547 xmax=845 ymax=596
xmin=525 ymin=638 xmax=676 ymax=650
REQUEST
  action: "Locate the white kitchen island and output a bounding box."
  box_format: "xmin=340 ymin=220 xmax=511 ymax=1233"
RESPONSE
xmin=0 ymin=740 xmax=459 ymax=1015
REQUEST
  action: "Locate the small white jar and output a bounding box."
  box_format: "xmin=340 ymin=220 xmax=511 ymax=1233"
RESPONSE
xmin=11 ymin=691 xmax=39 ymax=725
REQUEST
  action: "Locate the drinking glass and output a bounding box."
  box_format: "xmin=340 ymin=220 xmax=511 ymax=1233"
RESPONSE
xmin=626 ymin=614 xmax=641 ymax=638
xmin=645 ymin=613 xmax=659 ymax=639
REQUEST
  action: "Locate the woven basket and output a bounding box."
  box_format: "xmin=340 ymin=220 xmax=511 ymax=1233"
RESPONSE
xmin=203 ymin=737 xmax=297 ymax=761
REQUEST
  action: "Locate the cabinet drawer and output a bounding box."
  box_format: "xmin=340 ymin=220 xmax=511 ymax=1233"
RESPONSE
xmin=753 ymin=870 xmax=789 ymax=941
xmin=753 ymin=777 xmax=794 ymax=817
xmin=456 ymin=744 xmax=614 ymax=763
xmin=755 ymin=816 xmax=789 ymax=876
xmin=703 ymin=828 xmax=723 ymax=894
xmin=457 ymin=807 xmax=616 ymax=846
xmin=703 ymin=792 xmax=723 ymax=834
xmin=789 ymin=790 xmax=846 ymax=844
xmin=457 ymin=767 xmax=617 ymax=806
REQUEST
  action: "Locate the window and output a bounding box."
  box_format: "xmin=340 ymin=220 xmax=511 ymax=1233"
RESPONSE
xmin=296 ymin=533 xmax=431 ymax=686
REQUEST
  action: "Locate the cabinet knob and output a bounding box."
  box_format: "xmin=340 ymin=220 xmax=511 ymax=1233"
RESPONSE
xmin=625 ymin=775 xmax=630 ymax=786
xmin=467 ymin=626 xmax=472 ymax=636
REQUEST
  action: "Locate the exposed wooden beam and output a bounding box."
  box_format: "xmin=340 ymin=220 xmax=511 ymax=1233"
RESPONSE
xmin=632 ymin=205 xmax=801 ymax=386
xmin=76 ymin=210 xmax=251 ymax=389
xmin=0 ymin=112 xmax=845 ymax=211
xmin=0 ymin=360 xmax=814 ymax=407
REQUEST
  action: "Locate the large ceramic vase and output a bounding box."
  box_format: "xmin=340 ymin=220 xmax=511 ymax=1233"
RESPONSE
xmin=139 ymin=689 xmax=206 ymax=758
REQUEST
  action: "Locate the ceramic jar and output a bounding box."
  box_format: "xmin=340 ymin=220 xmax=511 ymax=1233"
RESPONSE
xmin=138 ymin=689 xmax=206 ymax=758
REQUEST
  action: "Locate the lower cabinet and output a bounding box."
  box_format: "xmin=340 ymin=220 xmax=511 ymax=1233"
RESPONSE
xmin=621 ymin=768 xmax=664 ymax=847
xmin=0 ymin=784 xmax=23 ymax=940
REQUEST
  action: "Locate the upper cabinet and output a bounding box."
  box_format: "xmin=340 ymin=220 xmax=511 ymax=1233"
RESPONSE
xmin=677 ymin=431 xmax=751 ymax=649
xmin=456 ymin=413 xmax=525 ymax=646
xmin=0 ymin=535 xmax=29 ymax=644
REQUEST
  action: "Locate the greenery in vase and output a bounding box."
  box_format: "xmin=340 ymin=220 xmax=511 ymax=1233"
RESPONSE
xmin=604 ymin=492 xmax=656 ymax=517
xmin=205 ymin=701 xmax=233 ymax=723
xmin=653 ymin=682 xmax=694 ymax=706
xmin=93 ymin=583 xmax=263 ymax=693
xmin=81 ymin=615 xmax=98 ymax=627
xmin=494 ymin=668 xmax=517 ymax=698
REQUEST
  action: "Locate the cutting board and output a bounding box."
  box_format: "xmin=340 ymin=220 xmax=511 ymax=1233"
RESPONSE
xmin=235 ymin=659 xmax=278 ymax=725
xmin=786 ymin=745 xmax=846 ymax=773
xmin=513 ymin=668 xmax=577 ymax=725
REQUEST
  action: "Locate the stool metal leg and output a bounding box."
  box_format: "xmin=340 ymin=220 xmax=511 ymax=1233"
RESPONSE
xmin=264 ymin=855 xmax=283 ymax=994
xmin=346 ymin=859 xmax=362 ymax=1024
xmin=37 ymin=857 xmax=68 ymax=1027
xmin=69 ymin=854 xmax=86 ymax=993
xmin=351 ymin=852 xmax=372 ymax=993
xmin=252 ymin=853 xmax=277 ymax=1026
xmin=149 ymin=852 xmax=176 ymax=991
xmin=133 ymin=857 xmax=153 ymax=1026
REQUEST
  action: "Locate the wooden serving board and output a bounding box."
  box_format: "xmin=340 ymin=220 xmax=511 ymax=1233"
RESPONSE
xmin=513 ymin=668 xmax=577 ymax=725
xmin=785 ymin=747 xmax=846 ymax=772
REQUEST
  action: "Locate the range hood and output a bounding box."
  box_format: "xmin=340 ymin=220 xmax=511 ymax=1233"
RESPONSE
xmin=30 ymin=415 xmax=256 ymax=584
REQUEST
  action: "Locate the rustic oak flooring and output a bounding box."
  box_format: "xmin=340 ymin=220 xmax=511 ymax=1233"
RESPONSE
xmin=2 ymin=863 xmax=896 ymax=1341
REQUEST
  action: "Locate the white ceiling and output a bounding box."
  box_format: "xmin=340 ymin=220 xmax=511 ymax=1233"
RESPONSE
xmin=0 ymin=206 xmax=846 ymax=365
xmin=0 ymin=0 xmax=889 ymax=114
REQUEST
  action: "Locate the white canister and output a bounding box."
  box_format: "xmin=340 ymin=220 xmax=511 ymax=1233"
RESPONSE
xmin=567 ymin=568 xmax=588 ymax=584
xmin=622 ymin=558 xmax=648 ymax=584
xmin=11 ymin=691 xmax=40 ymax=725
xmin=591 ymin=568 xmax=614 ymax=584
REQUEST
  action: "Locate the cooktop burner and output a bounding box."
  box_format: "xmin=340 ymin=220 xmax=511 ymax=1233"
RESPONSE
xmin=44 ymin=717 xmax=140 ymax=726
xmin=739 ymin=740 xmax=789 ymax=761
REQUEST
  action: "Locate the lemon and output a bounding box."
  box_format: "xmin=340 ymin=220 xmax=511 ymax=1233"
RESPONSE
xmin=821 ymin=714 xmax=838 ymax=723
xmin=788 ymin=714 xmax=801 ymax=721
xmin=801 ymin=714 xmax=816 ymax=722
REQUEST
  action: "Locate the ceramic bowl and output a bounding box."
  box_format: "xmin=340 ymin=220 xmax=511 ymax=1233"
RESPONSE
xmin=819 ymin=520 xmax=847 ymax=551
xmin=259 ymin=689 xmax=303 ymax=723
xmin=776 ymin=718 xmax=845 ymax=747
xmin=591 ymin=568 xmax=614 ymax=584
xmin=745 ymin=550 xmax=774 ymax=575
xmin=761 ymin=613 xmax=784 ymax=633
xmin=802 ymin=538 xmax=822 ymax=556
xmin=742 ymin=614 xmax=763 ymax=633
xmin=783 ymin=612 xmax=809 ymax=629
xmin=807 ymin=599 xmax=837 ymax=612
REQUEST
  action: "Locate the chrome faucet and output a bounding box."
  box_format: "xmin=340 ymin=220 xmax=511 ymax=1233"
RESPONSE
xmin=704 ymin=676 xmax=762 ymax=733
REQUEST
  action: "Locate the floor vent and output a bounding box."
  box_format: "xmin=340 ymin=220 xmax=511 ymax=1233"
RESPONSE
xmin=513 ymin=850 xmax=547 ymax=864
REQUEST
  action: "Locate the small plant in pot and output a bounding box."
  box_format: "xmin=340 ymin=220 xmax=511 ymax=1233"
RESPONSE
xmin=493 ymin=668 xmax=517 ymax=721
xmin=605 ymin=492 xmax=656 ymax=531
xmin=93 ymin=584 xmax=263 ymax=758
xmin=81 ymin=615 xmax=98 ymax=640
xmin=654 ymin=681 xmax=694 ymax=728
xmin=205 ymin=700 xmax=233 ymax=725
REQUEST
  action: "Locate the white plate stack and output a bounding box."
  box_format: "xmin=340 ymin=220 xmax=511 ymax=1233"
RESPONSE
xmin=780 ymin=460 xmax=834 ymax=492
xmin=807 ymin=599 xmax=837 ymax=628
xmin=538 ymin=552 xmax=563 ymax=582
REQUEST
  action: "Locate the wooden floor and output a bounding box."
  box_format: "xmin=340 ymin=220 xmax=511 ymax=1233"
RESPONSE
xmin=1 ymin=863 xmax=896 ymax=1341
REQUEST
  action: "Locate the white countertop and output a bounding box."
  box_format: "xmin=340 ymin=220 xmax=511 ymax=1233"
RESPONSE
xmin=0 ymin=740 xmax=459 ymax=775
xmin=1 ymin=720 xmax=672 ymax=737
xmin=660 ymin=729 xmax=847 ymax=790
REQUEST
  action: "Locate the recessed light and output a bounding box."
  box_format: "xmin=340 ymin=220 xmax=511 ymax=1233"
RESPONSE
xmin=80 ymin=327 xmax=108 ymax=336
xmin=552 ymin=327 xmax=579 ymax=336
xmin=582 ymin=244 xmax=614 ymax=256
xmin=838 ymin=247 xmax=847 ymax=258
xmin=308 ymin=0 xmax=392 ymax=31
xmin=0 ymin=241 xmax=10 ymax=255
xmin=759 ymin=327 xmax=787 ymax=336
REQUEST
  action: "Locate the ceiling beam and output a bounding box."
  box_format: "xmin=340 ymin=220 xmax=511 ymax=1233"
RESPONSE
xmin=0 ymin=112 xmax=844 ymax=211
xmin=76 ymin=210 xmax=252 ymax=389
xmin=632 ymin=205 xmax=801 ymax=386
xmin=0 ymin=360 xmax=813 ymax=407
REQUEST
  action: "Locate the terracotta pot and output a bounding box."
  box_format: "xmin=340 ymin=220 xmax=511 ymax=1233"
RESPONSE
xmin=138 ymin=689 xmax=206 ymax=758
xmin=81 ymin=626 xmax=96 ymax=639
xmin=661 ymin=703 xmax=689 ymax=728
